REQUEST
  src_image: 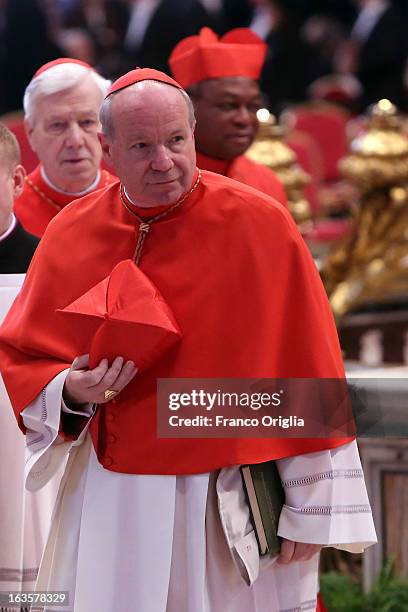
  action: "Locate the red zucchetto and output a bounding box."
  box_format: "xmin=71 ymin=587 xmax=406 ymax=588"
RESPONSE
xmin=106 ymin=68 xmax=183 ymax=98
xmin=169 ymin=27 xmax=267 ymax=89
xmin=33 ymin=58 xmax=94 ymax=79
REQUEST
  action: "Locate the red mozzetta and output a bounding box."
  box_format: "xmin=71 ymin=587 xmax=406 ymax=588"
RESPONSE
xmin=196 ymin=151 xmax=288 ymax=207
xmin=15 ymin=165 xmax=115 ymax=237
xmin=0 ymin=170 xmax=351 ymax=474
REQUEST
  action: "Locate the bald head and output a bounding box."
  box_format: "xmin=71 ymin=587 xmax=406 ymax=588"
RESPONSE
xmin=100 ymin=80 xmax=195 ymax=140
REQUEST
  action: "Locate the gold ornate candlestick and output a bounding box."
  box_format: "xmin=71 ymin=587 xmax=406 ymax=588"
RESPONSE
xmin=322 ymin=99 xmax=408 ymax=319
xmin=246 ymin=109 xmax=312 ymax=225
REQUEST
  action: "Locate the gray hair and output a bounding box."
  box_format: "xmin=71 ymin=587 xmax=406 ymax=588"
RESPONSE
xmin=24 ymin=63 xmax=111 ymax=123
xmin=99 ymin=80 xmax=196 ymax=139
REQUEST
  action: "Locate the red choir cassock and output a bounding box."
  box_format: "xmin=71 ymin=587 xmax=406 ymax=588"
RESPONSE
xmin=169 ymin=28 xmax=288 ymax=206
xmin=196 ymin=150 xmax=288 ymax=205
xmin=0 ymin=69 xmax=351 ymax=476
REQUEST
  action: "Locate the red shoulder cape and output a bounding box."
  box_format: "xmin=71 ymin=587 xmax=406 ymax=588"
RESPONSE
xmin=196 ymin=151 xmax=288 ymax=207
xmin=14 ymin=165 xmax=116 ymax=237
xmin=0 ymin=171 xmax=351 ymax=474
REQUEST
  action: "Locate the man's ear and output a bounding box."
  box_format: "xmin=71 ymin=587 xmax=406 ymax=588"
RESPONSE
xmin=98 ymin=132 xmax=112 ymax=164
xmin=13 ymin=164 xmax=26 ymax=199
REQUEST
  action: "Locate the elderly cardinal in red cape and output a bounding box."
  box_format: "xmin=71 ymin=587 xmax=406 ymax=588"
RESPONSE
xmin=14 ymin=58 xmax=116 ymax=237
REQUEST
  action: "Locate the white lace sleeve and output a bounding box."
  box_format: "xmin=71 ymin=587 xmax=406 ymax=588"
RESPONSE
xmin=21 ymin=369 xmax=95 ymax=492
xmin=276 ymin=440 xmax=377 ymax=552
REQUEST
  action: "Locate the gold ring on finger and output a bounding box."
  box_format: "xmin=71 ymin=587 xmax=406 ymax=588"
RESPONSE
xmin=104 ymin=389 xmax=119 ymax=401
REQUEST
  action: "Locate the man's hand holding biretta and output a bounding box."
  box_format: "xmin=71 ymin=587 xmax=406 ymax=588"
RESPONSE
xmin=63 ymin=354 xmax=137 ymax=406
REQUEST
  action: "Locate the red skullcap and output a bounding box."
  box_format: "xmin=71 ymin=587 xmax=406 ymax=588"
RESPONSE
xmin=169 ymin=27 xmax=267 ymax=88
xmin=105 ymin=68 xmax=183 ymax=98
xmin=33 ymin=58 xmax=94 ymax=80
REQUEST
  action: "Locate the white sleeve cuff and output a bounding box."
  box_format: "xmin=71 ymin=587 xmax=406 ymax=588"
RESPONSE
xmin=21 ymin=370 xmax=94 ymax=491
xmin=276 ymin=440 xmax=377 ymax=552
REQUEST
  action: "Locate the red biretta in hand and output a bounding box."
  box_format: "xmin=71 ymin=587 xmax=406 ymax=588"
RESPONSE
xmin=57 ymin=259 xmax=182 ymax=371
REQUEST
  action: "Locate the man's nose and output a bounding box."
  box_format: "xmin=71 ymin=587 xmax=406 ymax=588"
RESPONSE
xmin=65 ymin=123 xmax=85 ymax=148
xmin=232 ymin=105 xmax=252 ymax=126
xmin=151 ymin=145 xmax=174 ymax=172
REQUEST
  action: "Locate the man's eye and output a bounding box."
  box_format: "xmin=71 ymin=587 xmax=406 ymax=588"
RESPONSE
xmin=217 ymin=103 xmax=236 ymax=111
xmin=49 ymin=122 xmax=64 ymax=130
xmin=80 ymin=119 xmax=97 ymax=128
xmin=133 ymin=143 xmax=147 ymax=149
xmin=172 ymin=135 xmax=184 ymax=143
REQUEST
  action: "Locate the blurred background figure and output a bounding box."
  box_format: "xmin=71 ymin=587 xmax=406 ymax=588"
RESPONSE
xmin=263 ymin=1 xmax=317 ymax=114
xmin=121 ymin=0 xmax=216 ymax=75
xmin=58 ymin=0 xmax=128 ymax=78
xmin=336 ymin=0 xmax=408 ymax=111
xmin=302 ymin=14 xmax=349 ymax=91
xmin=1 ymin=1 xmax=406 ymax=116
xmin=250 ymin=0 xmax=318 ymax=114
xmin=221 ymin=0 xmax=254 ymax=30
xmin=58 ymin=28 xmax=97 ymax=65
xmin=0 ymin=0 xmax=63 ymax=114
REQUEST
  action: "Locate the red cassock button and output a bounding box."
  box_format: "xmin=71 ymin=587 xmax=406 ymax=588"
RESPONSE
xmin=106 ymin=413 xmax=115 ymax=422
xmin=105 ymin=457 xmax=114 ymax=467
xmin=108 ymin=434 xmax=117 ymax=444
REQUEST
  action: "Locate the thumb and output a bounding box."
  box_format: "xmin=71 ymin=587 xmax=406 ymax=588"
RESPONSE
xmin=71 ymin=354 xmax=90 ymax=371
xmin=277 ymin=539 xmax=295 ymax=564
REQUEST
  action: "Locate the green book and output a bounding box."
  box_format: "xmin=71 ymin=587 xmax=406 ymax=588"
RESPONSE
xmin=240 ymin=460 xmax=285 ymax=556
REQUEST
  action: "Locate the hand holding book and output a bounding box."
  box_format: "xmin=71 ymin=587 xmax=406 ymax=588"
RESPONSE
xmin=241 ymin=460 xmax=322 ymax=562
xmin=240 ymin=460 xmax=285 ymax=556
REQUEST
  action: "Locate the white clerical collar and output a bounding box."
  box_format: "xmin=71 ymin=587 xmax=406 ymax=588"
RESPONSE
xmin=0 ymin=213 xmax=17 ymax=243
xmin=41 ymin=167 xmax=101 ymax=196
xmin=123 ymin=186 xmax=152 ymax=209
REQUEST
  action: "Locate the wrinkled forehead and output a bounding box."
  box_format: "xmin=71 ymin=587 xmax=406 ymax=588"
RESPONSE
xmin=110 ymin=82 xmax=190 ymax=130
